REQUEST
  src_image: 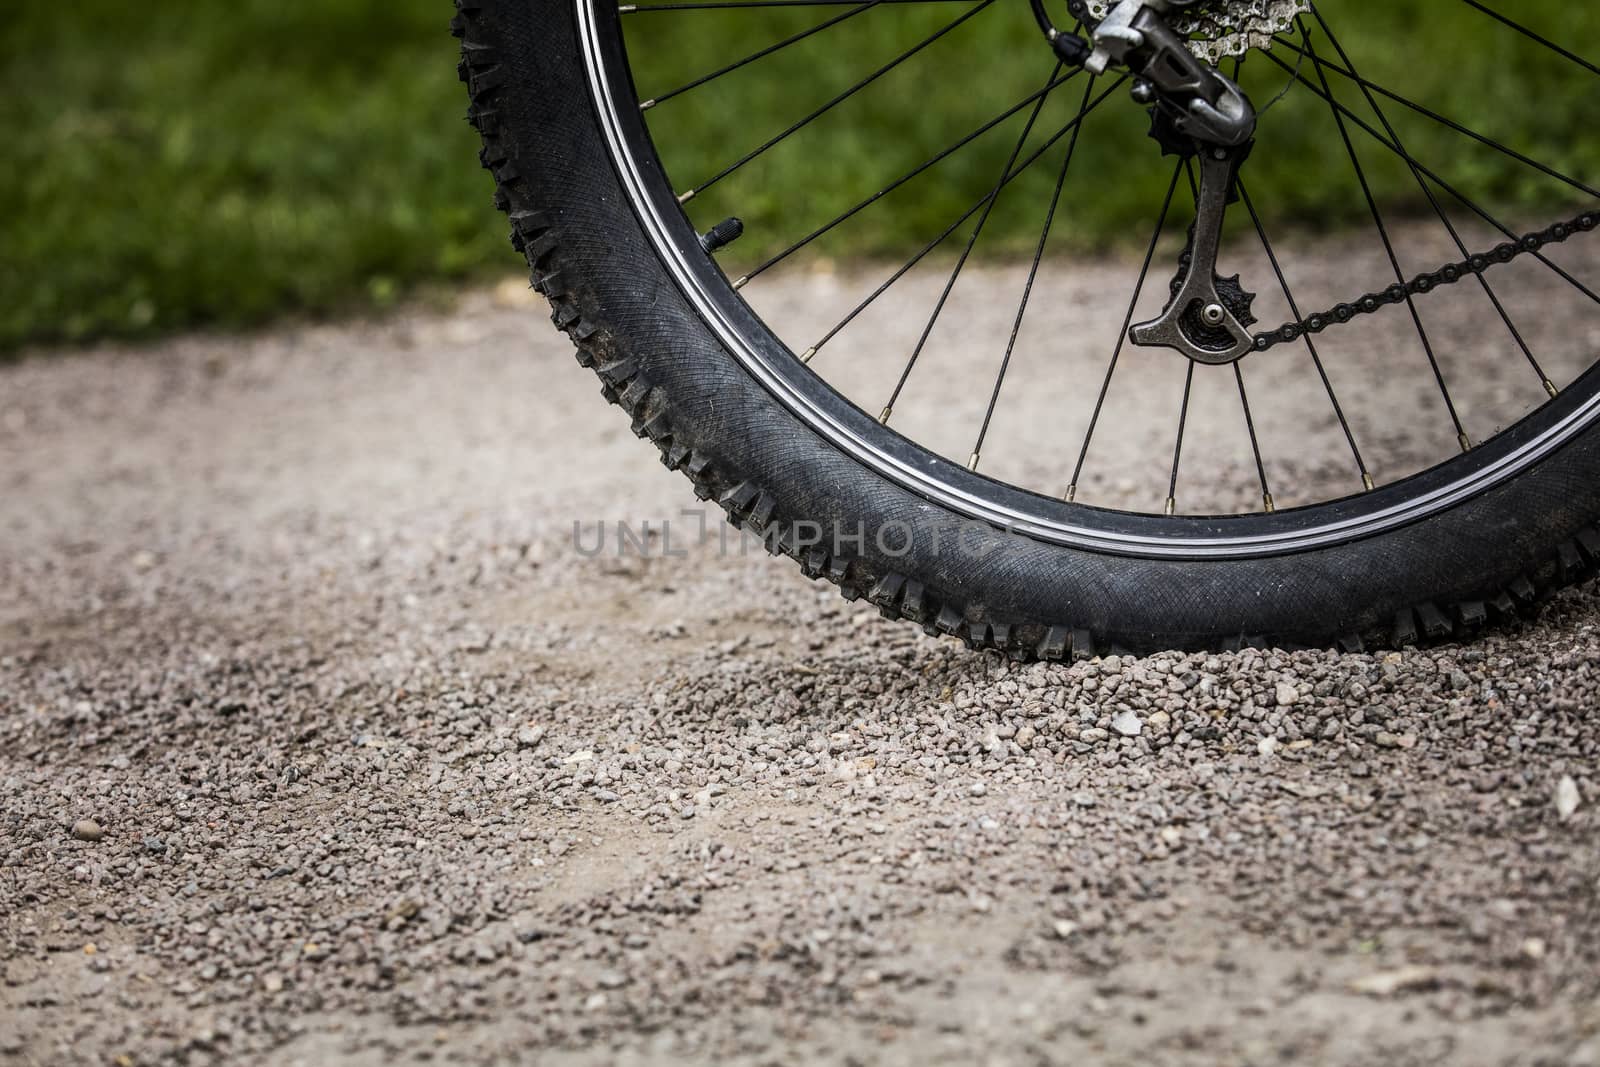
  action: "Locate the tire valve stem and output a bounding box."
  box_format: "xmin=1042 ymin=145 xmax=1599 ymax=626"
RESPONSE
xmin=699 ymin=217 xmax=744 ymax=255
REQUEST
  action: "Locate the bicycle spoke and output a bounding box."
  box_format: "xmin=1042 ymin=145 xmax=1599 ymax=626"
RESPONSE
xmin=1269 ymin=36 xmax=1600 ymax=201
xmin=969 ymin=77 xmax=1097 ymax=470
xmin=737 ymin=70 xmax=1118 ymax=288
xmin=679 ymin=0 xmax=997 ymax=201
xmin=1191 ymin=137 xmax=1274 ymax=514
xmin=1165 ymin=362 xmax=1195 ymax=515
xmin=800 ymin=75 xmax=1112 ymax=361
xmin=1181 ymin=149 xmax=1272 ymax=513
xmin=1238 ymin=177 xmax=1372 ymax=490
xmin=1234 ymin=364 xmax=1274 ymax=513
xmin=614 ymin=0 xmax=1600 ymax=521
xmin=1067 ymin=161 xmax=1183 ymax=502
xmin=1458 ymin=0 xmax=1600 ymax=78
xmin=623 ymin=0 xmax=968 ymax=10
xmin=1309 ymin=6 xmax=1555 ymax=396
xmin=1300 ymin=23 xmax=1470 ymax=452
xmin=1259 ymin=49 xmax=1600 ymax=313
xmin=641 ymin=0 xmax=883 ymax=111
xmin=879 ymin=62 xmax=1067 ymax=423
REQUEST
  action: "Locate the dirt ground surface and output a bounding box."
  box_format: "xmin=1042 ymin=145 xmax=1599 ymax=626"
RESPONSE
xmin=3 ymin=265 xmax=1599 ymax=1066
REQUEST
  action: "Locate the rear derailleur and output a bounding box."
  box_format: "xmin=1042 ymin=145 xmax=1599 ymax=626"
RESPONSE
xmin=1033 ymin=0 xmax=1260 ymax=364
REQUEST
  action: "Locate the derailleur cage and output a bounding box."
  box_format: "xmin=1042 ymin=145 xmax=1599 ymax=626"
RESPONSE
xmin=1032 ymin=0 xmax=1263 ymax=363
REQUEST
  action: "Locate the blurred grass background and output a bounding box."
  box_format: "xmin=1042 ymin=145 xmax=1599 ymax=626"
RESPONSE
xmin=1 ymin=2 xmax=499 ymax=352
xmin=1 ymin=0 xmax=1593 ymax=352
xmin=640 ymin=1 xmax=1598 ymax=272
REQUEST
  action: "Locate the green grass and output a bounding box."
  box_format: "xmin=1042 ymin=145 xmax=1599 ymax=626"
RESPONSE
xmin=1 ymin=1 xmax=1595 ymax=351
xmin=0 ymin=2 xmax=508 ymax=351
xmin=633 ymin=2 xmax=1600 ymax=267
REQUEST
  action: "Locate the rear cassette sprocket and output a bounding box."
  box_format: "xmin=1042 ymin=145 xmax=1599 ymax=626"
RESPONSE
xmin=1080 ymin=0 xmax=1309 ymax=62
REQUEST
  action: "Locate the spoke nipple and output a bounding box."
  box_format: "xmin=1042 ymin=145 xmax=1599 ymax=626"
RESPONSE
xmin=1362 ymin=473 xmax=1376 ymax=492
xmin=1164 ymin=497 xmax=1176 ymax=517
xmin=1064 ymin=484 xmax=1077 ymax=503
xmin=966 ymin=452 xmax=980 ymax=472
xmin=1545 ymin=379 xmax=1560 ymax=399
xmin=619 ymin=3 xmax=637 ymax=11
xmin=731 ymin=275 xmax=748 ymax=291
xmin=878 ymin=406 xmax=893 ymax=425
xmin=799 ymin=346 xmax=817 ymax=364
xmin=1263 ymin=494 xmax=1275 ymax=514
xmin=676 ymin=189 xmax=696 ymax=205
xmin=1458 ymin=432 xmax=1474 ymax=453
xmin=639 ymin=98 xmax=657 ymax=111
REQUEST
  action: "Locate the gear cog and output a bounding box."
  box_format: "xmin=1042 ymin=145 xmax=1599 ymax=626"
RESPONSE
xmin=1170 ymin=221 xmax=1258 ymax=329
xmin=1081 ymin=0 xmax=1308 ymax=63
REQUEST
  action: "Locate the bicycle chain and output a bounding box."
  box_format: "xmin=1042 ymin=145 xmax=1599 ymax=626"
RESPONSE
xmin=1249 ymin=209 xmax=1600 ymax=354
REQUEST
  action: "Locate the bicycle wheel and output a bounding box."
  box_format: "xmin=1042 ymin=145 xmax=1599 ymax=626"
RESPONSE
xmin=453 ymin=0 xmax=1600 ymax=655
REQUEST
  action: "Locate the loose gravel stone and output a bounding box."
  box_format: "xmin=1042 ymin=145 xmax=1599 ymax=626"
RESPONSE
xmin=1557 ymin=775 xmax=1582 ymax=821
xmin=4 ymin=276 xmax=1600 ymax=1066
xmin=70 ymin=819 xmax=103 ymax=842
xmin=1349 ymin=966 xmax=1440 ymax=997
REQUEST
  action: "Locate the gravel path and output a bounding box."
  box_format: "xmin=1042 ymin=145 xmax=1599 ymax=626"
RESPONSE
xmin=3 ymin=272 xmax=1599 ymax=1066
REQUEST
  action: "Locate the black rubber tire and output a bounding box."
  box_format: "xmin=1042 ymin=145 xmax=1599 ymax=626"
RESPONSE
xmin=453 ymin=0 xmax=1600 ymax=658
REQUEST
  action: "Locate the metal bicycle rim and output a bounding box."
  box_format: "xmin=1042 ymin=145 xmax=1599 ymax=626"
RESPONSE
xmin=575 ymin=0 xmax=1600 ymax=560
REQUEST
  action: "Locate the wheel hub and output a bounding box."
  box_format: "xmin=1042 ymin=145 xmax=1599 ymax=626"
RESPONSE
xmin=1076 ymin=0 xmax=1309 ymax=63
